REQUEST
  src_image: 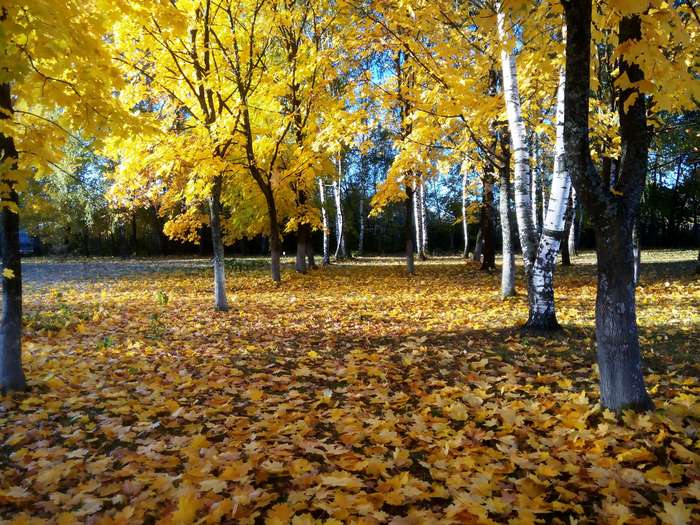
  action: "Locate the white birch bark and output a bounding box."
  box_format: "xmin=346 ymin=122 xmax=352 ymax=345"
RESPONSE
xmin=420 ymin=179 xmax=428 ymax=256
xmin=413 ymin=179 xmax=421 ymax=252
xmin=333 ymin=155 xmax=345 ymax=259
xmin=568 ymin=187 xmax=578 ymax=256
xmin=319 ymin=178 xmax=330 ymax=265
xmin=462 ymin=167 xmax=469 ymax=257
xmin=497 ymin=5 xmax=538 ymax=272
xmin=500 ymin=164 xmax=516 ymax=298
xmin=527 ymin=63 xmax=570 ymax=329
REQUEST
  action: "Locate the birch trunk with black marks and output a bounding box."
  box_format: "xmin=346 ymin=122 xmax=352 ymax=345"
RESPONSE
xmin=419 ymin=179 xmax=428 ymax=258
xmin=319 ymin=179 xmax=330 ymax=265
xmin=497 ymin=4 xmax=538 ymax=279
xmin=208 ymin=176 xmax=229 ymax=311
xmin=0 ymin=82 xmax=26 ymax=392
xmin=499 ymin=139 xmax=516 ymax=298
xmin=561 ymin=192 xmax=573 ymax=266
xmin=563 ymin=0 xmax=652 ymax=411
xmin=568 ymin=187 xmax=578 ymax=256
xmin=526 ymin=66 xmax=569 ymax=331
xmin=405 ymin=186 xmax=416 ymax=275
xmin=532 ymin=135 xmax=543 ymax=237
xmin=333 ymin=156 xmax=345 ymax=259
xmin=413 ymin=180 xmax=422 ymax=257
xmin=462 ymin=168 xmax=470 ymax=258
xmin=633 ymin=221 xmax=640 ymax=285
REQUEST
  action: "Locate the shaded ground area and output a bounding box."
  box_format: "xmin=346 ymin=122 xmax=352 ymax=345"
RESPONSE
xmin=1 ymin=250 xmax=699 ymax=524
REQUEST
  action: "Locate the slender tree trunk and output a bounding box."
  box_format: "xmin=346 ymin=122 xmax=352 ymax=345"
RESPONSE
xmin=481 ymin=167 xmax=496 ymax=271
xmin=119 ymin=222 xmax=129 ymax=258
xmin=269 ymin=215 xmax=282 ymax=284
xmin=333 ymin=160 xmax=345 ymax=259
xmin=405 ymin=185 xmax=415 ymax=275
xmin=130 ymin=212 xmax=137 ymax=255
xmin=568 ymin=187 xmax=578 ymax=256
xmin=295 ymin=188 xmax=308 ymax=273
xmin=295 ymin=226 xmax=307 ymax=274
xmin=462 ymin=168 xmax=470 ymax=258
xmin=563 ymin=1 xmax=651 ymax=411
xmin=561 ymin=195 xmax=573 ymax=267
xmin=499 ymin=142 xmax=516 ymax=298
xmin=305 ymin=225 xmax=316 ymax=269
xmin=532 ymin=135 xmax=543 ymax=237
xmin=472 ymin=229 xmax=483 ymax=263
xmin=319 ymin=179 xmax=330 ymax=265
xmin=695 ymin=248 xmax=699 ymax=274
xmin=633 ymin=221 xmax=641 ymax=285
xmin=0 ymin=82 xmax=27 ymax=392
xmin=414 ymin=178 xmax=427 ymax=260
xmin=208 ymin=176 xmax=229 ymax=311
xmin=497 ymin=5 xmax=538 ymax=279
xmin=526 ymin=64 xmax=569 ymax=331
xmin=358 ymin=195 xmax=365 ymax=255
xmin=420 ymin=178 xmax=428 ymax=258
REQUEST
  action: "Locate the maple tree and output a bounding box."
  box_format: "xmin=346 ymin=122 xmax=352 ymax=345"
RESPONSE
xmin=0 ymin=0 xmax=134 ymax=391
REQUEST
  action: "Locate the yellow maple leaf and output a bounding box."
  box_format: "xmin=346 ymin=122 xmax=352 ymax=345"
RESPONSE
xmin=171 ymin=489 xmax=201 ymax=524
xmin=265 ymin=503 xmax=294 ymax=525
xmin=319 ymin=471 xmax=364 ymax=490
xmin=657 ymin=499 xmax=692 ymax=525
xmin=3 ymin=268 xmax=15 ymax=279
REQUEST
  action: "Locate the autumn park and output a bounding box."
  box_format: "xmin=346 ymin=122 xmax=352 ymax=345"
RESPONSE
xmin=1 ymin=0 xmax=699 ymax=523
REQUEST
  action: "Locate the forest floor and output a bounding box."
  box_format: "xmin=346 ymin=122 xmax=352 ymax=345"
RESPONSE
xmin=1 ymin=250 xmax=699 ymax=524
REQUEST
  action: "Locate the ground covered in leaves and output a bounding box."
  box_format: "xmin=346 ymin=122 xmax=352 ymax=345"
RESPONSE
xmin=1 ymin=251 xmax=699 ymax=524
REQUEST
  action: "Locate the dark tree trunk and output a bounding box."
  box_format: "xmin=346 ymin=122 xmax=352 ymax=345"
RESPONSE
xmin=472 ymin=229 xmax=483 ymax=263
xmin=130 ymin=212 xmax=137 ymax=255
xmin=267 ymin=196 xmax=282 ymax=284
xmin=405 ymin=185 xmax=415 ymax=275
xmin=295 ymin=188 xmax=308 ymax=274
xmin=480 ymin=167 xmax=496 ymax=271
xmin=119 ymin=222 xmax=129 ymax=259
xmin=563 ymin=0 xmax=652 ymax=411
xmin=295 ymin=225 xmax=307 ymax=274
xmin=305 ymin=225 xmax=317 ymax=269
xmin=208 ymin=176 xmax=228 ymax=311
xmin=0 ymin=82 xmax=26 ymax=392
xmin=633 ymin=221 xmax=641 ymax=285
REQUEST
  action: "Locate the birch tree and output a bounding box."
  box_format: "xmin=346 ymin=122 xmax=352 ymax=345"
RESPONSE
xmin=319 ymin=178 xmax=331 ymax=265
xmin=526 ymin=65 xmax=571 ymax=330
